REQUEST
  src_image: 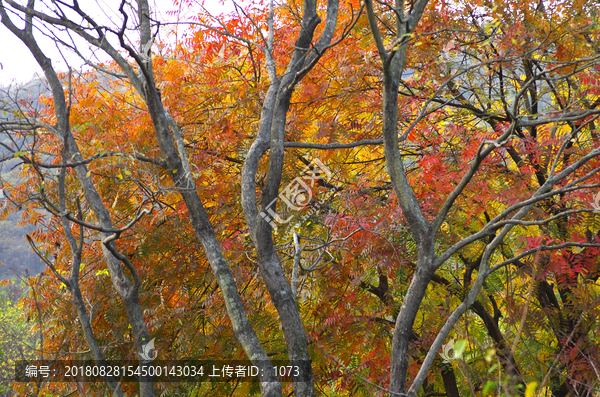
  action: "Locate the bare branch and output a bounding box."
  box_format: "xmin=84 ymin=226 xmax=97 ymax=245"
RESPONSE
xmin=284 ymin=139 xmax=383 ymax=149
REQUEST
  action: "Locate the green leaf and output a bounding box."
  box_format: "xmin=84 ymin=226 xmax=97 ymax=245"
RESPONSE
xmin=454 ymin=339 xmax=467 ymax=358
xmin=483 ymin=381 xmax=498 ymax=394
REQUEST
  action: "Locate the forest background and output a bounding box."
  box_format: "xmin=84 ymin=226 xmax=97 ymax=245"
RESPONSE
xmin=1 ymin=0 xmax=600 ymax=396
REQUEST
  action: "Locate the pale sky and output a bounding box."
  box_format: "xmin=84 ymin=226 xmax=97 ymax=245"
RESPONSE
xmin=0 ymin=0 xmax=231 ymax=86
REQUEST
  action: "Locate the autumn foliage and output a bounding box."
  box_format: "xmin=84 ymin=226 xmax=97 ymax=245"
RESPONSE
xmin=2 ymin=0 xmax=600 ymax=396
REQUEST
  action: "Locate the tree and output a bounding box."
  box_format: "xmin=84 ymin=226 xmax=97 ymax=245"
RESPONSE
xmin=0 ymin=0 xmax=348 ymax=396
xmin=0 ymin=282 xmax=37 ymax=397
xmin=361 ymin=0 xmax=600 ymax=395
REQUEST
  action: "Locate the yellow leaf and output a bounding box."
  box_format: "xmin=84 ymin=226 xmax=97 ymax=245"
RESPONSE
xmin=484 ymin=348 xmax=496 ymax=363
xmin=525 ymin=381 xmax=538 ymax=397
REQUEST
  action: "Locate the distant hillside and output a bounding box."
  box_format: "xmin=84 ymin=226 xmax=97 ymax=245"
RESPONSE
xmin=0 ymin=213 xmax=43 ymax=280
xmin=0 ymin=79 xmax=47 ymax=280
xmin=0 ymin=78 xmax=50 ymax=116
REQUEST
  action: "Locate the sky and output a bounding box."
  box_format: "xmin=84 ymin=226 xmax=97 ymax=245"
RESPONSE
xmin=0 ymin=0 xmax=231 ymax=86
